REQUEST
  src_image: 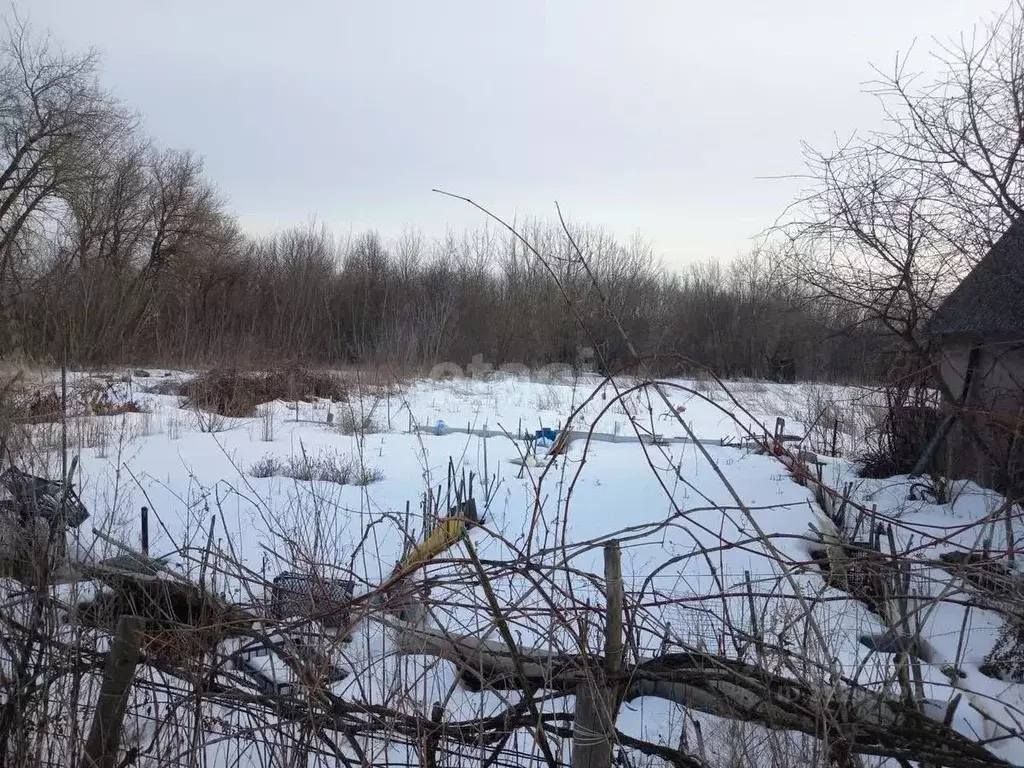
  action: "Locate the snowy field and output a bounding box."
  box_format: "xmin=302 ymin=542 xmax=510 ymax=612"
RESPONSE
xmin=4 ymin=369 xmax=1023 ymax=766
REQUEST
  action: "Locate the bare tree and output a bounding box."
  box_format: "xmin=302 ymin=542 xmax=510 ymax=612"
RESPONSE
xmin=876 ymin=1 xmax=1024 ymax=252
xmin=774 ymin=1 xmax=1024 ymax=479
xmin=780 ymin=0 xmax=1024 ymax=359
xmin=0 ymin=17 xmax=133 ymax=353
xmin=142 ymin=148 xmax=228 ymax=276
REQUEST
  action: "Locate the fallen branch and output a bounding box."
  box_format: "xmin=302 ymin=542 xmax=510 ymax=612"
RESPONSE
xmin=391 ymin=620 xmax=1011 ymax=767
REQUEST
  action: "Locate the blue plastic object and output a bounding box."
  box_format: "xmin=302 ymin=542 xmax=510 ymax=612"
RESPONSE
xmin=435 ymin=420 xmax=446 ymax=436
xmin=534 ymin=428 xmax=558 ymax=442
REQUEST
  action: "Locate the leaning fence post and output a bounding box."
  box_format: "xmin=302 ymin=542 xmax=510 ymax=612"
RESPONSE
xmin=82 ymin=615 xmax=144 ymax=768
xmin=572 ymin=540 xmax=623 ymax=768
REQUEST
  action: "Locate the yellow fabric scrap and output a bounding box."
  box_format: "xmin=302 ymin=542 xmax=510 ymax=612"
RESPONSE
xmin=400 ymin=515 xmax=469 ymax=571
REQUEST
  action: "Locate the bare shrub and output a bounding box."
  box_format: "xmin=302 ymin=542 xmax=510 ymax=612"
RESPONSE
xmin=142 ymin=379 xmax=183 ymax=396
xmin=249 ymin=455 xmax=282 ymax=479
xmin=191 ymin=407 xmax=230 ymax=434
xmin=7 ymin=385 xmax=61 ymax=423
xmin=858 ymin=378 xmax=940 ymax=478
xmin=180 ymin=367 xmax=348 ymax=417
xmin=25 ymin=390 xmax=61 ymax=422
xmin=258 ymin=403 xmax=276 ymax=442
xmin=335 ymin=406 xmax=383 ymax=437
xmin=531 ymin=385 xmax=563 ymax=412
xmin=78 ymin=418 xmax=112 ymax=457
xmin=2 ymin=377 xmax=142 ymax=425
xmin=76 ymin=379 xmax=135 ymax=415
xmin=794 ymin=385 xmax=846 ymax=455
xmin=88 ymin=397 xmax=142 ymax=417
xmin=249 ymin=450 xmax=382 ymax=486
xmin=692 ymin=370 xmax=717 ymax=399
xmin=980 ymin=620 xmax=1024 ymax=683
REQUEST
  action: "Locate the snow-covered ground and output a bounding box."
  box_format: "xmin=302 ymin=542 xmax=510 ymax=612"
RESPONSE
xmin=5 ymin=370 xmax=1022 ymax=766
xmin=826 ymin=460 xmax=1024 ymax=762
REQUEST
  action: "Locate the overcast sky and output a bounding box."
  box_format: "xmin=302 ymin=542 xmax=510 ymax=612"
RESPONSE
xmin=16 ymin=1 xmax=1011 ymax=266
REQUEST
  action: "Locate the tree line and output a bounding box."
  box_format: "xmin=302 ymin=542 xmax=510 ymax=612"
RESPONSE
xmin=0 ymin=20 xmax=911 ymax=381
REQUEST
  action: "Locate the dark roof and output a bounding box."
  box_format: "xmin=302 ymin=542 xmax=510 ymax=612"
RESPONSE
xmin=927 ymin=219 xmax=1024 ymax=338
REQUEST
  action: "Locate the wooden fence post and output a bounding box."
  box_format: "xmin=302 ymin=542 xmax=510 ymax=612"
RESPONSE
xmin=573 ymin=540 xmax=623 ymax=768
xmin=81 ymin=615 xmax=143 ymax=768
xmin=140 ymin=506 xmax=148 ymax=556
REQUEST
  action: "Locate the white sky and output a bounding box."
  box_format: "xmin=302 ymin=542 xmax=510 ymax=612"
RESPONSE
xmin=16 ymin=1 xmax=1012 ymax=266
